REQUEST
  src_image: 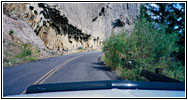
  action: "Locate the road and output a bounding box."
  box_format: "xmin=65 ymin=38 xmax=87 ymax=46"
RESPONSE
xmin=3 ymin=51 xmax=118 ymax=96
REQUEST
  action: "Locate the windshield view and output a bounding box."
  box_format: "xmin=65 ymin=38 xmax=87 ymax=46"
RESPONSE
xmin=2 ymin=2 xmax=185 ymax=98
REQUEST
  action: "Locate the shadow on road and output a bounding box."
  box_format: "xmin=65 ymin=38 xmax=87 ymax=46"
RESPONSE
xmin=92 ymin=61 xmax=120 ymax=80
xmin=92 ymin=62 xmax=112 ymax=72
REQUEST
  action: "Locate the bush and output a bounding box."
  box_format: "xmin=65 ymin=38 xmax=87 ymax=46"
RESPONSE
xmin=77 ymin=47 xmax=84 ymax=50
xmin=9 ymin=29 xmax=14 ymax=35
xmin=103 ymin=32 xmax=127 ymax=69
xmin=25 ymin=56 xmax=37 ymax=62
xmin=102 ymin=17 xmax=184 ymax=81
xmin=17 ymin=44 xmax=32 ymax=59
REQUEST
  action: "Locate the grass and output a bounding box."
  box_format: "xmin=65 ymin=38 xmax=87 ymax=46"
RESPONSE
xmin=16 ymin=44 xmax=40 ymax=63
xmin=77 ymin=47 xmax=84 ymax=50
xmin=102 ymin=54 xmax=148 ymax=81
xmin=16 ymin=44 xmax=32 ymax=59
xmin=3 ymin=43 xmax=40 ymax=67
xmin=9 ymin=29 xmax=14 ymax=35
xmin=25 ymin=56 xmax=37 ymax=62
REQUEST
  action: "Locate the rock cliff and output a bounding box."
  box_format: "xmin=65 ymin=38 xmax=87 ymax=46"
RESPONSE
xmin=3 ymin=3 xmax=140 ymax=52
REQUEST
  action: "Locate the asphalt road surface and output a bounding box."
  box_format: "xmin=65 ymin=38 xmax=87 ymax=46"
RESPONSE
xmin=3 ymin=51 xmax=118 ymax=96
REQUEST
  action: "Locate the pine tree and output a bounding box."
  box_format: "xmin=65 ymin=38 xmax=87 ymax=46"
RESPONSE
xmin=142 ymin=3 xmax=185 ymax=65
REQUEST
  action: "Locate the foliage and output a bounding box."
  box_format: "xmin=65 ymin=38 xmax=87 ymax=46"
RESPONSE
xmin=16 ymin=44 xmax=32 ymax=59
xmin=142 ymin=3 xmax=185 ymax=65
xmin=77 ymin=47 xmax=84 ymax=50
xmin=9 ymin=29 xmax=14 ymax=35
xmin=103 ymin=32 xmax=128 ymax=70
xmin=144 ymin=3 xmax=185 ymax=34
xmin=3 ymin=43 xmax=40 ymax=67
xmin=25 ymin=56 xmax=37 ymax=62
xmin=102 ymin=12 xmax=184 ymax=81
xmin=119 ymin=66 xmax=144 ymax=81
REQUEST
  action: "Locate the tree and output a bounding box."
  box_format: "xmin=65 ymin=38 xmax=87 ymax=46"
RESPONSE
xmin=142 ymin=3 xmax=185 ymax=65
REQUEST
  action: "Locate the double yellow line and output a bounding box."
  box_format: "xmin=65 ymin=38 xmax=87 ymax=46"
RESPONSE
xmin=21 ymin=56 xmax=80 ymax=94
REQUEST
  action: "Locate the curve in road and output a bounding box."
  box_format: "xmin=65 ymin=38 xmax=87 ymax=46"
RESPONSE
xmin=3 ymin=51 xmax=118 ymax=96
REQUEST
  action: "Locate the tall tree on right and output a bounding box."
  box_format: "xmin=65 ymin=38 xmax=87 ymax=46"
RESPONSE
xmin=142 ymin=3 xmax=185 ymax=65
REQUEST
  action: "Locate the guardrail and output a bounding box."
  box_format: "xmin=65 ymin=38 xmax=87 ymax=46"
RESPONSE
xmin=140 ymin=69 xmax=182 ymax=83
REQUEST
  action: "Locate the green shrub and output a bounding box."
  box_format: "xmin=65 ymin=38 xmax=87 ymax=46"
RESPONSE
xmin=77 ymin=47 xmax=84 ymax=50
xmin=25 ymin=56 xmax=37 ymax=62
xmin=102 ymin=17 xmax=184 ymax=81
xmin=17 ymin=44 xmax=32 ymax=59
xmin=9 ymin=29 xmax=14 ymax=35
xmin=103 ymin=32 xmax=127 ymax=69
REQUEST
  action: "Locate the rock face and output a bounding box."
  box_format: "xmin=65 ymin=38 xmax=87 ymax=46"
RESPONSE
xmin=3 ymin=14 xmax=45 ymax=49
xmin=3 ymin=3 xmax=140 ymax=52
xmin=3 ymin=15 xmax=51 ymax=58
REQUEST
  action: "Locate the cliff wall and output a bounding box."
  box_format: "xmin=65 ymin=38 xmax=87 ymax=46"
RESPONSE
xmin=3 ymin=3 xmax=140 ymax=52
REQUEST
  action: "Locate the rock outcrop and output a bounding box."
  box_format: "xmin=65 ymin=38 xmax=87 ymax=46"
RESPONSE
xmin=3 ymin=14 xmax=45 ymax=49
xmin=3 ymin=14 xmax=54 ymax=58
xmin=3 ymin=3 xmax=140 ymax=52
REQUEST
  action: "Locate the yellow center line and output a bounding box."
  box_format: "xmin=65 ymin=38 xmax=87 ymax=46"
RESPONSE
xmin=21 ymin=90 xmax=27 ymax=95
xmin=21 ymin=56 xmax=80 ymax=94
xmin=33 ymin=67 xmax=55 ymax=85
xmin=39 ymin=56 xmax=79 ymax=84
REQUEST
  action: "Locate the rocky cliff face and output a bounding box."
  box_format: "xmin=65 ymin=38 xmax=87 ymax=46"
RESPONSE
xmin=3 ymin=14 xmax=57 ymax=66
xmin=3 ymin=3 xmax=140 ymax=52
